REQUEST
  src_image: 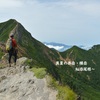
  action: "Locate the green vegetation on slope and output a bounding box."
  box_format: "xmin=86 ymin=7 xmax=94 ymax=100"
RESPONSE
xmin=0 ymin=19 xmax=17 ymax=42
xmin=46 ymin=75 xmax=77 ymax=100
xmin=30 ymin=67 xmax=47 ymax=79
xmin=0 ymin=48 xmax=4 ymax=59
xmin=59 ymin=46 xmax=100 ymax=100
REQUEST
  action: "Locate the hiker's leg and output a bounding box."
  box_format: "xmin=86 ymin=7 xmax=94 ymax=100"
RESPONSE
xmin=14 ymin=51 xmax=17 ymax=64
xmin=8 ymin=51 xmax=13 ymax=67
xmin=8 ymin=51 xmax=12 ymax=64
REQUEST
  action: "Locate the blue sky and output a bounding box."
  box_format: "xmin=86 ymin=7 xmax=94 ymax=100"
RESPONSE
xmin=0 ymin=0 xmax=100 ymax=45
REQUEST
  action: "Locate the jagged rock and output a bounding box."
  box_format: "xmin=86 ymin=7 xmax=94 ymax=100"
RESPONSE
xmin=9 ymin=86 xmax=19 ymax=93
xmin=0 ymin=76 xmax=7 ymax=82
xmin=27 ymin=79 xmax=34 ymax=84
xmin=0 ymin=88 xmax=6 ymax=93
xmin=17 ymin=57 xmax=28 ymax=66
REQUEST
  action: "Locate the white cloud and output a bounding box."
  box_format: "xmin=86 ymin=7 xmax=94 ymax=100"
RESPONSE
xmin=81 ymin=45 xmax=93 ymax=50
xmin=45 ymin=44 xmax=64 ymax=51
xmin=67 ymin=2 xmax=100 ymax=16
xmin=0 ymin=0 xmax=23 ymax=8
xmin=47 ymin=0 xmax=100 ymax=17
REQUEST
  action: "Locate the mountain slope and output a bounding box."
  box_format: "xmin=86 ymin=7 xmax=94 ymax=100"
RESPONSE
xmin=59 ymin=46 xmax=100 ymax=99
xmin=0 ymin=19 xmax=61 ymax=80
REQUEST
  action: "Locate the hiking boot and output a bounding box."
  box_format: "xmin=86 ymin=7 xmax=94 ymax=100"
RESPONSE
xmin=14 ymin=63 xmax=16 ymax=66
xmin=9 ymin=63 xmax=11 ymax=67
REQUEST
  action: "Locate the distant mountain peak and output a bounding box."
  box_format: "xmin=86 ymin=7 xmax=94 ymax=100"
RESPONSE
xmin=69 ymin=45 xmax=85 ymax=52
xmin=71 ymin=45 xmax=80 ymax=49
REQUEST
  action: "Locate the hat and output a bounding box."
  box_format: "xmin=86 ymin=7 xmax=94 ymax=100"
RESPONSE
xmin=10 ymin=33 xmax=14 ymax=37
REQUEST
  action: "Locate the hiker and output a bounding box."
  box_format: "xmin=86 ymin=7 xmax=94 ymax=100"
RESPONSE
xmin=6 ymin=34 xmax=17 ymax=67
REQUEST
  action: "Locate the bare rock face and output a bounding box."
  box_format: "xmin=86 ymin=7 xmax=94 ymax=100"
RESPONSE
xmin=0 ymin=57 xmax=57 ymax=100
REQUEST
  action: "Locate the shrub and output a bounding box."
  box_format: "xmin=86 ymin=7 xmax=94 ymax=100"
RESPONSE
xmin=30 ymin=67 xmax=47 ymax=79
xmin=46 ymin=75 xmax=77 ymax=100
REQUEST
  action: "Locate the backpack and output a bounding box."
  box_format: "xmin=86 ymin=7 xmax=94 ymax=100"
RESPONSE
xmin=6 ymin=39 xmax=12 ymax=51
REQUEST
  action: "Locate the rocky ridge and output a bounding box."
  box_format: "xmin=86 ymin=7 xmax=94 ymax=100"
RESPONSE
xmin=0 ymin=57 xmax=57 ymax=100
